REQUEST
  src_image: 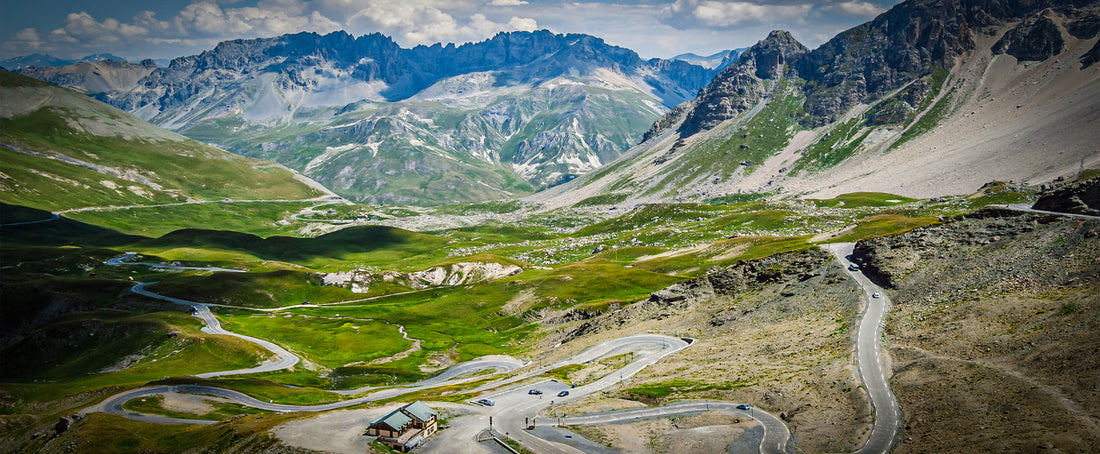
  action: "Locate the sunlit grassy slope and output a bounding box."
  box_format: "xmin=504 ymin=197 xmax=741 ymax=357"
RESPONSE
xmin=0 ymin=70 xmax=323 ymax=212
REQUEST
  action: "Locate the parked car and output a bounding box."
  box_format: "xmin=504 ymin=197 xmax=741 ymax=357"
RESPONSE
xmin=872 ymin=292 xmax=881 ymax=298
xmin=736 ymin=404 xmax=751 ymax=410
xmin=848 ymin=263 xmax=860 ymax=271
xmin=528 ymin=389 xmax=542 ymax=395
xmin=476 ymin=398 xmax=494 ymax=406
xmin=557 ymin=390 xmax=570 ymax=397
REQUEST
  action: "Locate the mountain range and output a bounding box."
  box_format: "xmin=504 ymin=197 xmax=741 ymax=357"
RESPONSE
xmin=8 ymin=0 xmax=1100 ymax=209
xmin=15 ymin=31 xmax=716 ymax=205
xmin=533 ymin=0 xmax=1100 ymax=209
xmin=671 ymin=49 xmax=744 ymax=71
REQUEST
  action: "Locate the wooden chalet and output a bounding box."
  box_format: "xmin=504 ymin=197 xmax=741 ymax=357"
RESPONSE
xmin=366 ymin=401 xmax=438 ymax=452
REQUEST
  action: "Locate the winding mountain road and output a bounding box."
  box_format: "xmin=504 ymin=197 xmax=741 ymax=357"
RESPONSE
xmin=561 ymin=401 xmax=790 ymax=454
xmin=825 ymin=242 xmax=901 ymax=454
xmin=108 ymin=252 xmax=245 ymax=273
xmin=94 ymin=243 xmax=902 ymax=454
xmin=129 ymin=282 xmax=300 ymax=378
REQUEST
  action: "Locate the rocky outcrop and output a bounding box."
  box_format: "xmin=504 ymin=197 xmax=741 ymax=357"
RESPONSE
xmin=993 ymin=13 xmax=1065 ymax=61
xmin=642 ymin=101 xmax=692 ymax=143
xmin=644 ymin=248 xmax=838 ymax=306
xmin=1083 ymin=40 xmax=1100 ymax=67
xmin=322 ymin=262 xmax=522 ymax=292
xmin=1032 ymin=176 xmax=1100 ymax=216
xmin=851 ymin=207 xmax=1069 ymax=288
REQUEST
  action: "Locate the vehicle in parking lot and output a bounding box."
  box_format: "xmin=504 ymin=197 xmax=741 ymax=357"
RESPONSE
xmin=528 ymin=389 xmax=542 ymax=395
xmin=557 ymin=390 xmax=569 ymax=397
xmin=476 ymin=398 xmax=494 ymax=406
xmin=736 ymin=404 xmax=751 ymax=410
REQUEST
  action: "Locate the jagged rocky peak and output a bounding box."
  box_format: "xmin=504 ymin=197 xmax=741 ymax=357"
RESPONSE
xmin=740 ymin=30 xmax=809 ymax=80
xmin=675 ymin=30 xmax=807 ymax=137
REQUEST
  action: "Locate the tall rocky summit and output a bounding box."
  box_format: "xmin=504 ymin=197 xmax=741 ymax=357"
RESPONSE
xmin=677 ymin=31 xmax=809 ymax=137
xmin=663 ymin=0 xmax=1100 ymax=139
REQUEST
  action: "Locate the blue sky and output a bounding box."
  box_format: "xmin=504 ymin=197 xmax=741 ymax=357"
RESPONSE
xmin=0 ymin=0 xmax=901 ymax=61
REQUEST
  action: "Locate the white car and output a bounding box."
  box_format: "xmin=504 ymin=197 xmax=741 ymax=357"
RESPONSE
xmin=872 ymin=292 xmax=881 ymax=298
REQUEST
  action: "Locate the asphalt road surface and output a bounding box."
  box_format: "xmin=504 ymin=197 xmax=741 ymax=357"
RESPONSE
xmin=825 ymin=242 xmax=900 ymax=454
xmin=561 ymin=401 xmax=789 ymax=454
xmin=1001 ymin=203 xmax=1100 ymax=220
xmin=129 ymin=282 xmax=301 ymax=377
xmin=109 ymin=252 xmax=245 ymax=273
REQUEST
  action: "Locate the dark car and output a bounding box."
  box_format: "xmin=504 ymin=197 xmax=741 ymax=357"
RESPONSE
xmin=736 ymin=404 xmax=751 ymax=410
xmin=557 ymin=390 xmax=570 ymax=397
xmin=528 ymin=389 xmax=542 ymax=395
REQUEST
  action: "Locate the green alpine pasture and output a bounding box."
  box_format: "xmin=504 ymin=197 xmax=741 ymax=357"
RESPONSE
xmin=0 ymin=180 xmax=1046 ymax=447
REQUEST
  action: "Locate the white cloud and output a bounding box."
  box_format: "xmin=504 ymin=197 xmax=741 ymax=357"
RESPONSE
xmin=507 ymin=17 xmax=538 ymax=31
xmin=11 ymin=28 xmax=43 ymax=44
xmin=0 ymin=28 xmax=46 ymax=56
xmin=68 ymin=12 xmax=146 ymax=39
xmin=344 ymin=0 xmax=536 ymax=46
xmin=490 ymin=0 xmax=529 ymax=5
xmin=662 ymin=0 xmax=814 ymax=29
xmin=826 ymin=1 xmax=886 ymax=17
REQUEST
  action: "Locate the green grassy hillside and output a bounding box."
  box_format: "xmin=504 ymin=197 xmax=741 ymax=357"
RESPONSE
xmin=0 ymin=70 xmax=323 ymax=213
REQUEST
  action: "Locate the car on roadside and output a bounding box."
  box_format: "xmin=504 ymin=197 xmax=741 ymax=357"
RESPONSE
xmin=528 ymin=389 xmax=542 ymax=395
xmin=848 ymin=263 xmax=860 ymax=271
xmin=872 ymin=292 xmax=881 ymax=298
xmin=557 ymin=390 xmax=570 ymax=397
xmin=736 ymin=404 xmax=751 ymax=410
xmin=476 ymin=398 xmax=494 ymax=406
